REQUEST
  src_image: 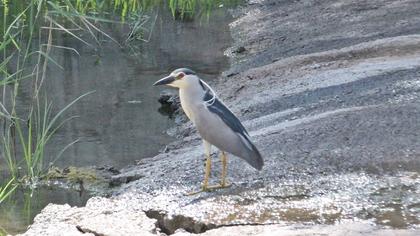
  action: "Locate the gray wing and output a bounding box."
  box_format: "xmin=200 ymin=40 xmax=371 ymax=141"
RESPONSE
xmin=204 ymin=92 xmax=264 ymax=170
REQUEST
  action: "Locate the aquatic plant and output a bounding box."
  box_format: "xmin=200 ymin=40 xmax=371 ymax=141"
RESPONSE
xmin=0 ymin=0 xmax=241 ymax=202
xmin=0 ymin=178 xmax=17 ymax=204
xmin=0 ymin=0 xmax=99 ymax=187
xmin=168 ymin=0 xmax=243 ymax=19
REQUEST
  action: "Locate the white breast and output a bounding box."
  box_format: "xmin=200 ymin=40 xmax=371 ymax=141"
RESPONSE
xmin=179 ymin=87 xmax=203 ymax=124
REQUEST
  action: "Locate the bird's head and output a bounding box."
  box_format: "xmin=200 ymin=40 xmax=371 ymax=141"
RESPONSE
xmin=153 ymin=68 xmax=198 ymax=89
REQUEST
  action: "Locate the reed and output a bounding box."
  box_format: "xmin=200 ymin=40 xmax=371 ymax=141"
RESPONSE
xmin=0 ymin=0 xmax=241 ymax=203
xmin=0 ymin=0 xmax=98 ymax=189
xmin=168 ymin=0 xmax=243 ymax=19
xmin=0 ymin=178 xmax=16 ymax=204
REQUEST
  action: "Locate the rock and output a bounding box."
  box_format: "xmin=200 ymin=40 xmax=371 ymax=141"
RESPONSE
xmin=158 ymin=90 xmax=175 ymax=104
xmin=232 ymin=46 xmax=246 ymax=54
xmin=22 ymin=0 xmax=420 ymax=235
xmin=172 ymin=222 xmax=420 ymax=236
xmin=157 ymin=90 xmax=182 ymax=118
xmin=43 ymin=166 xmax=120 ymax=195
xmin=109 ymin=172 xmax=144 ymax=187
xmin=145 ymin=210 xmax=216 ymax=234
xmin=19 ymin=198 xmax=157 ymax=236
xmin=95 ymin=165 xmax=121 ymax=175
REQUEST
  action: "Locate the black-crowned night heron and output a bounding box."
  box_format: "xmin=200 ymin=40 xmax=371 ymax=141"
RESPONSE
xmin=154 ymin=68 xmax=263 ymax=194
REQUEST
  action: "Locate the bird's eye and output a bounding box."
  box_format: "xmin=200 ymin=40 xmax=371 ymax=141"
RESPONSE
xmin=177 ymin=73 xmax=185 ymax=79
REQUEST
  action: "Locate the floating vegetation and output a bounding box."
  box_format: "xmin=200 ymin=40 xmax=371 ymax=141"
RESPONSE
xmin=45 ymin=166 xmax=98 ymax=183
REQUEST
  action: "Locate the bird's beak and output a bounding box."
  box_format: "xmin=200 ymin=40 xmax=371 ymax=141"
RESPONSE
xmin=153 ymin=75 xmax=175 ymax=86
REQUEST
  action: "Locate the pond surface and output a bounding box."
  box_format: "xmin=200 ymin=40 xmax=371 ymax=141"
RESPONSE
xmin=43 ymin=7 xmax=232 ymax=169
xmin=0 ymin=186 xmax=91 ymax=235
xmin=0 ymin=5 xmax=233 ymax=234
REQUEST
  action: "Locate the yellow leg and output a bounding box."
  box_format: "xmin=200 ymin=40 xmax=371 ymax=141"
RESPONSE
xmin=202 ymin=154 xmax=212 ymax=190
xmin=220 ymin=151 xmax=231 ymax=188
xmin=186 ymin=141 xmax=212 ymax=195
xmin=186 ymin=143 xmax=232 ymax=196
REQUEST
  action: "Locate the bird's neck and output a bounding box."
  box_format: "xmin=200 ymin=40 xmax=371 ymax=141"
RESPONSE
xmin=179 ymin=82 xmax=205 ymax=102
xmin=179 ymin=83 xmax=205 ymax=121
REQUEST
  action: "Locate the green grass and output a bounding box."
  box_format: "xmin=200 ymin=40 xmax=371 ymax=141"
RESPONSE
xmin=0 ymin=0 xmax=242 ymax=204
xmin=0 ymin=0 xmax=98 ymax=193
xmin=0 ymin=178 xmax=17 ymax=204
xmin=0 ymin=0 xmax=145 ymax=204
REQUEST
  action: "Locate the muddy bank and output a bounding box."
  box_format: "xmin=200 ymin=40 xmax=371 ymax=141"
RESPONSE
xmin=21 ymin=0 xmax=420 ymax=235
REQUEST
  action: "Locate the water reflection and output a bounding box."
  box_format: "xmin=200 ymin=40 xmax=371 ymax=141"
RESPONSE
xmin=0 ymin=186 xmax=90 ymax=235
xmin=0 ymin=5 xmax=233 ymax=234
xmin=35 ymin=6 xmax=232 ymax=169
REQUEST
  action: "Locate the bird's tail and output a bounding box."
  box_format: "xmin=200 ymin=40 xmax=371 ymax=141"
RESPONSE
xmin=243 ymin=142 xmax=264 ymax=170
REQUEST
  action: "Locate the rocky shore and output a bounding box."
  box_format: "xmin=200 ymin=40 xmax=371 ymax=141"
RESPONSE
xmin=20 ymin=0 xmax=420 ymax=235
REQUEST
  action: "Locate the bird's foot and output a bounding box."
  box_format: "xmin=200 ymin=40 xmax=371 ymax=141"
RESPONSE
xmin=184 ymin=185 xmax=210 ymax=196
xmin=185 ymin=183 xmax=231 ymax=196
xmin=219 ymin=181 xmax=232 ymax=189
xmin=184 ymin=186 xmax=208 ymax=196
xmin=206 ymin=183 xmax=231 ymax=190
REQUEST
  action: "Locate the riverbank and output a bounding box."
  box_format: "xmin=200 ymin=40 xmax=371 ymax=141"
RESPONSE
xmin=20 ymin=0 xmax=420 ymax=235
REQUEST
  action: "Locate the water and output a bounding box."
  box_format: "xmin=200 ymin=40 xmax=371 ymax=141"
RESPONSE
xmin=0 ymin=6 xmax=233 ymax=234
xmin=41 ymin=7 xmax=232 ymax=169
xmin=0 ymin=186 xmax=90 ymax=235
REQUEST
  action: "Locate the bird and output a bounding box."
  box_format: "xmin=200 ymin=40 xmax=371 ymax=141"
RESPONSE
xmin=153 ymin=68 xmax=263 ymax=194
